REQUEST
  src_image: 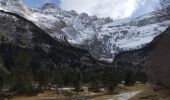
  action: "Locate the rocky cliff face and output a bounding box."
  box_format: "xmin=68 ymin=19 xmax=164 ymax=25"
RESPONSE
xmin=31 ymin=6 xmax=170 ymax=62
xmin=1 ymin=1 xmax=170 ymax=62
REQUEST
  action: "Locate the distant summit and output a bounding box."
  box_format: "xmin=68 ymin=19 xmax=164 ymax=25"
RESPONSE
xmin=42 ymin=3 xmax=59 ymax=10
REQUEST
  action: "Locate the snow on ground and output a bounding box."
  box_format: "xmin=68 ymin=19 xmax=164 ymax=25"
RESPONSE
xmin=99 ymin=58 xmax=114 ymax=63
xmin=113 ymin=90 xmax=143 ymax=100
xmin=90 ymin=90 xmax=143 ymax=100
xmin=0 ymin=7 xmax=7 ymax=11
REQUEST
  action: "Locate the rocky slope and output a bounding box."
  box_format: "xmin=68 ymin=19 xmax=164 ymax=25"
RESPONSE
xmin=31 ymin=4 xmax=170 ymax=62
xmin=0 ymin=9 xmax=104 ymax=80
xmin=113 ymin=27 xmax=170 ymax=88
xmin=149 ymin=27 xmax=170 ymax=88
xmin=1 ymin=1 xmax=170 ymax=62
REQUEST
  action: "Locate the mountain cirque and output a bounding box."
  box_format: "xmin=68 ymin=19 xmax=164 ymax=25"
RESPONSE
xmin=1 ymin=1 xmax=169 ymax=62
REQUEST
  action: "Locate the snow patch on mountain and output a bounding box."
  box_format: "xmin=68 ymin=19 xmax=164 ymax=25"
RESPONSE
xmin=1 ymin=1 xmax=170 ymax=62
xmin=104 ymin=20 xmax=169 ymax=51
xmin=0 ymin=0 xmax=37 ymax=21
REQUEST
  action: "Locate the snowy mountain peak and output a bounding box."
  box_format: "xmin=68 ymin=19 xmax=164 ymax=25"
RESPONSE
xmin=41 ymin=3 xmax=59 ymax=10
xmin=0 ymin=1 xmax=170 ymax=62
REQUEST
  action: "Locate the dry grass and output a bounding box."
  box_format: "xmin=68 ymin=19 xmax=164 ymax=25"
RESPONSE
xmin=129 ymin=84 xmax=170 ymax=100
xmin=92 ymin=84 xmax=170 ymax=100
xmin=91 ymin=85 xmax=142 ymax=100
xmin=12 ymin=84 xmax=170 ymax=100
xmin=12 ymin=90 xmax=101 ymax=100
xmin=12 ymin=91 xmax=70 ymax=100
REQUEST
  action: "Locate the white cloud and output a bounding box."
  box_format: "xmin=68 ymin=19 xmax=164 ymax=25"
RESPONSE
xmin=132 ymin=0 xmax=160 ymax=17
xmin=60 ymin=0 xmax=147 ymax=19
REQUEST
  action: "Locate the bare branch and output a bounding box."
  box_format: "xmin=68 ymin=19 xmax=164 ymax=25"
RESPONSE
xmin=159 ymin=0 xmax=170 ymax=19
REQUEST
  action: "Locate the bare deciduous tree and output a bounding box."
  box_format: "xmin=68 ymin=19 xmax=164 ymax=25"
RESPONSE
xmin=159 ymin=0 xmax=170 ymax=18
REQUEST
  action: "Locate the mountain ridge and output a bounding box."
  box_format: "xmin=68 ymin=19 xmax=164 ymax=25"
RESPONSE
xmin=112 ymin=26 xmax=170 ymax=88
xmin=0 ymin=9 xmax=101 ymax=71
xmin=29 ymin=3 xmax=170 ymax=62
xmin=0 ymin=0 xmax=169 ymax=63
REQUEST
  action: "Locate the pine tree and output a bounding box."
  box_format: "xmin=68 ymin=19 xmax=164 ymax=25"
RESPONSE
xmin=101 ymin=68 xmax=121 ymax=92
xmin=124 ymin=70 xmax=136 ymax=86
xmin=0 ymin=75 xmax=4 ymax=90
xmin=8 ymin=52 xmax=33 ymax=95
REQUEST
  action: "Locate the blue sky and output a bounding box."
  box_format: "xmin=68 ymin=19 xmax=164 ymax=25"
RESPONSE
xmin=132 ymin=0 xmax=159 ymax=17
xmin=22 ymin=0 xmax=61 ymax=7
xmin=22 ymin=0 xmax=159 ymax=19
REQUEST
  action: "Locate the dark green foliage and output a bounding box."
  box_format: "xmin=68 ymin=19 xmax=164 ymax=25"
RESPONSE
xmin=0 ymin=75 xmax=4 ymax=89
xmin=0 ymin=68 xmax=5 ymax=90
xmin=0 ymin=66 xmax=9 ymax=90
xmin=90 ymin=79 xmax=100 ymax=92
xmin=136 ymin=72 xmax=148 ymax=84
xmin=72 ymin=72 xmax=81 ymax=92
xmin=0 ymin=42 xmax=123 ymax=94
xmin=124 ymin=70 xmax=136 ymax=86
xmin=7 ymin=51 xmax=33 ymax=95
xmin=101 ymin=68 xmax=122 ymax=92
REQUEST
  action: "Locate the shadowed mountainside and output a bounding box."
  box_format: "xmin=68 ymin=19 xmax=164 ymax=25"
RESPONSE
xmin=113 ymin=27 xmax=170 ymax=88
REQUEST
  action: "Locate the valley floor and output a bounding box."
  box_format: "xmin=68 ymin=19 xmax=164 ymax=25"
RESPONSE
xmin=11 ymin=84 xmax=170 ymax=100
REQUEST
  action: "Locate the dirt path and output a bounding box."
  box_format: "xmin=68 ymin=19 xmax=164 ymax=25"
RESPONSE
xmin=91 ymin=91 xmax=142 ymax=100
xmin=114 ymin=90 xmax=143 ymax=100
